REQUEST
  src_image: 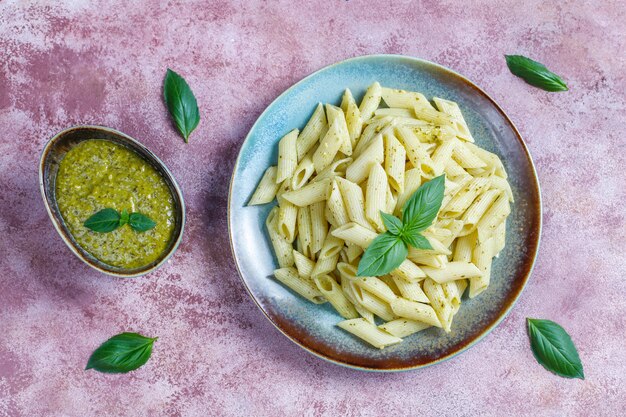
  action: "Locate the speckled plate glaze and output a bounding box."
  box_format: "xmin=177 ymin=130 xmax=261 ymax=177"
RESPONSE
xmin=228 ymin=55 xmax=541 ymax=371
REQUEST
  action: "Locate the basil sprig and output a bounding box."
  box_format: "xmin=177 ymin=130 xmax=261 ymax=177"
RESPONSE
xmin=527 ymin=318 xmax=584 ymax=379
xmin=505 ymin=55 xmax=568 ymax=92
xmin=86 ymin=332 xmax=158 ymax=374
xmin=163 ymin=68 xmax=200 ymax=142
xmin=84 ymin=209 xmax=156 ymax=233
xmin=357 ymin=175 xmax=445 ymax=277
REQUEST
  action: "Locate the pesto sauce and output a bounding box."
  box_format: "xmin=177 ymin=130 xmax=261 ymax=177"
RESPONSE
xmin=56 ymin=139 xmax=175 ymax=269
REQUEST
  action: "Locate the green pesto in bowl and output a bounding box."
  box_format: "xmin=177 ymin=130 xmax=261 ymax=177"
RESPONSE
xmin=56 ymin=139 xmax=175 ymax=269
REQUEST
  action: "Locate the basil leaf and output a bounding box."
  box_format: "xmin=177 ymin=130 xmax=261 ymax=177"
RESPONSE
xmin=129 ymin=212 xmax=156 ymax=232
xmin=163 ymin=68 xmax=200 ymax=142
xmin=357 ymin=232 xmax=407 ymax=277
xmin=402 ymin=175 xmax=445 ymax=233
xmin=84 ymin=208 xmax=121 ymax=233
xmin=119 ymin=209 xmax=129 ymax=227
xmin=380 ymin=211 xmax=403 ymax=236
xmin=505 ymin=55 xmax=568 ymax=92
xmin=402 ymin=232 xmax=432 ymax=250
xmin=86 ymin=332 xmax=157 ymax=374
xmin=527 ymin=318 xmax=584 ymax=379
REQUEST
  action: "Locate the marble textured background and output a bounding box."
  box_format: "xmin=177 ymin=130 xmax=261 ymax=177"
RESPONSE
xmin=0 ymin=1 xmax=624 ymax=416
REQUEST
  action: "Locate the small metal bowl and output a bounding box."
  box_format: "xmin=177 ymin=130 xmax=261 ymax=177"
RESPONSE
xmin=39 ymin=125 xmax=185 ymax=278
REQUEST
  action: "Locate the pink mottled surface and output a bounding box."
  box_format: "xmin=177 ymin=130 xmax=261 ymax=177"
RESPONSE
xmin=0 ymin=1 xmax=624 ymax=416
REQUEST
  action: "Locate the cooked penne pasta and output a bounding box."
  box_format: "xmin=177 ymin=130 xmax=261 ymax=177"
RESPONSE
xmin=293 ymin=250 xmax=315 ymax=278
xmin=392 ymin=276 xmax=430 ymax=303
xmin=423 ymin=278 xmax=453 ymax=332
xmin=309 ymin=201 xmax=327 ymax=254
xmin=384 ymin=133 xmax=406 ymax=194
xmin=296 ymin=206 xmax=313 ymax=258
xmin=351 ymin=284 xmax=396 ymax=321
xmin=277 ymin=196 xmax=298 ymax=242
xmin=346 ymin=134 xmax=384 ymax=184
xmin=274 ymin=267 xmax=325 ymax=304
xmin=421 ymin=262 xmax=482 ymax=284
xmin=296 ymin=103 xmax=327 ymax=160
xmin=282 ymin=178 xmax=330 ymax=206
xmin=335 ymin=177 xmax=371 ymax=229
xmin=379 ymin=318 xmax=431 ymax=338
xmin=470 ymin=237 xmax=494 ymax=298
xmin=290 ymin=156 xmax=315 ymax=190
xmin=266 ymin=207 xmax=295 ymax=267
xmin=337 ymin=318 xmax=402 ymax=349
xmin=314 ymin=274 xmax=358 ymax=319
xmin=390 ymin=297 xmax=441 ymax=328
xmin=340 ymin=88 xmax=363 ymax=145
xmin=365 ymin=163 xmax=388 ymax=232
xmin=359 ymin=82 xmax=382 ymax=122
xmin=249 ymin=166 xmax=281 ymax=205
xmin=251 ymin=83 xmax=513 ymax=348
xmin=476 ymin=193 xmax=510 ymax=242
xmin=276 ymin=129 xmax=299 ymax=183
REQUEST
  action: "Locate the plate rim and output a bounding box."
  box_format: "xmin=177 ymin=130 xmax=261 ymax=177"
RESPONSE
xmin=227 ymin=54 xmax=542 ymax=372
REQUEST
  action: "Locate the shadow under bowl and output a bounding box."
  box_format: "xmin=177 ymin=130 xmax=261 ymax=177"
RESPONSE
xmin=39 ymin=125 xmax=185 ymax=278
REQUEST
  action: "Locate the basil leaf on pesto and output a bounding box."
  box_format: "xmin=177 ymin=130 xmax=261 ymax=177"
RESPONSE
xmin=119 ymin=209 xmax=130 ymax=227
xmin=84 ymin=208 xmax=121 ymax=233
xmin=163 ymin=68 xmax=200 ymax=142
xmin=86 ymin=332 xmax=157 ymax=374
xmin=129 ymin=212 xmax=157 ymax=232
xmin=505 ymin=55 xmax=568 ymax=92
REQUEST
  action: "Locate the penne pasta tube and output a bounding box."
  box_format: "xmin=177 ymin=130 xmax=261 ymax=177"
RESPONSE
xmin=365 ymin=163 xmax=388 ymax=232
xmin=274 ymin=267 xmax=325 ymax=304
xmin=390 ymin=297 xmax=441 ymax=327
xmin=290 ymin=156 xmax=315 ymax=190
xmin=470 ymin=237 xmax=494 ymax=298
xmin=335 ymin=177 xmax=372 ymax=230
xmin=423 ymin=278 xmax=454 ymax=332
xmin=296 ymin=103 xmax=327 ymax=160
xmin=313 ymin=118 xmax=347 ymax=173
xmin=351 ymin=284 xmax=396 ymax=321
xmin=293 ymin=250 xmax=315 ymax=278
xmin=379 ymin=319 xmax=431 ymax=338
xmin=421 ymin=262 xmax=482 ymax=284
xmin=249 ymin=166 xmax=281 ymax=205
xmin=346 ymin=134 xmax=384 ymax=184
xmin=282 ymin=178 xmax=330 ymax=206
xmin=309 ymin=201 xmax=327 ymax=254
xmin=359 ymin=82 xmax=382 ymax=122
xmin=384 ymin=133 xmax=406 ymax=194
xmin=392 ymin=276 xmax=430 ymax=303
xmin=277 ymin=196 xmax=298 ymax=242
xmin=296 ymin=206 xmax=313 ymax=258
xmin=337 ymin=318 xmax=402 ymax=349
xmin=314 ymin=274 xmax=359 ymax=319
xmin=325 ymin=104 xmax=352 ymax=156
xmin=266 ymin=207 xmax=295 ymax=267
xmin=340 ymin=88 xmax=363 ymax=145
xmin=276 ymin=129 xmax=299 ymax=183
xmin=476 ymin=193 xmax=510 ymax=242
xmin=459 ymin=189 xmax=501 ymax=236
xmin=354 ymin=276 xmax=398 ymax=303
xmin=326 ymin=179 xmax=350 ymax=227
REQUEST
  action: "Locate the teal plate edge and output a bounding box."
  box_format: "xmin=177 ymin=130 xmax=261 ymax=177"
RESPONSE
xmin=228 ymin=54 xmax=542 ymax=372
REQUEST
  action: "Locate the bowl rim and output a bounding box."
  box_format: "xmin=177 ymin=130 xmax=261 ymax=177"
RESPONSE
xmin=39 ymin=124 xmax=186 ymax=278
xmin=227 ymin=54 xmax=542 ymax=371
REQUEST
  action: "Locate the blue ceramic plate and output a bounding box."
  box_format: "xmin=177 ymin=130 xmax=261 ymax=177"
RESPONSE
xmin=228 ymin=55 xmax=541 ymax=371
